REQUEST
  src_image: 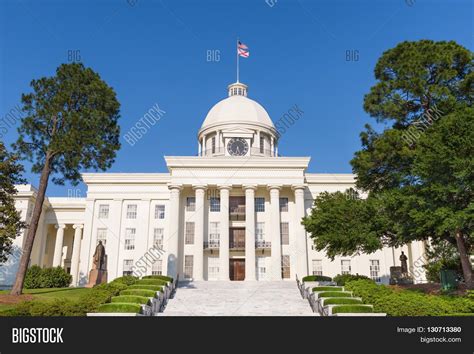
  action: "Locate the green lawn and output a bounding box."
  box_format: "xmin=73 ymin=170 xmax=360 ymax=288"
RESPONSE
xmin=0 ymin=287 xmax=92 ymax=314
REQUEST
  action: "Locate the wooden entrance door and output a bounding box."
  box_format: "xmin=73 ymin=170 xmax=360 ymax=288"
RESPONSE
xmin=230 ymin=259 xmax=245 ymax=281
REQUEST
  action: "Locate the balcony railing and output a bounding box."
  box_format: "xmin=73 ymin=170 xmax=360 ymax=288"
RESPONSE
xmin=255 ymin=240 xmax=271 ymax=249
xmin=229 ymin=206 xmax=246 ymax=221
xmin=229 ymin=241 xmax=245 ymax=250
xmin=198 ymin=147 xmax=280 ymax=157
xmin=204 ymin=240 xmax=220 ymax=249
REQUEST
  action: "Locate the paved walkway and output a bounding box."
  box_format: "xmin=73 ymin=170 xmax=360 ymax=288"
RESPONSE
xmin=159 ymin=281 xmax=316 ymax=316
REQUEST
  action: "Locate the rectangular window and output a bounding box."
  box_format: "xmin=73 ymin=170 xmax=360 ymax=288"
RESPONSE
xmin=341 ymin=260 xmax=351 ymax=275
xmin=185 ymin=222 xmax=195 ymax=244
xmin=312 ymin=259 xmax=323 ymax=276
xmin=97 ymin=228 xmax=107 ymax=246
xmin=126 ymin=204 xmax=137 ymax=219
xmin=279 ymin=197 xmax=289 ymax=212
xmin=207 ymin=256 xmax=219 ymax=280
xmin=123 ymin=259 xmax=134 ymax=276
xmin=256 ymin=256 xmax=266 ymax=280
xmin=280 ymin=222 xmax=289 ymax=245
xmin=209 ymin=197 xmax=220 ymax=212
xmin=153 ymin=228 xmax=164 ymax=249
xmin=255 ymin=197 xmax=265 ymax=212
xmin=152 ymin=259 xmax=162 ymax=275
xmin=370 ymin=260 xmax=381 ymax=282
xmin=186 ymin=197 xmax=196 ymax=212
xmin=259 ymin=136 xmax=264 ymax=154
xmin=98 ymin=204 xmax=109 ymax=219
xmin=184 ymin=255 xmax=193 ymax=279
xmin=281 ymin=255 xmax=290 ymax=279
xmin=212 ymin=137 xmax=216 ymax=154
xmin=124 ymin=228 xmax=136 ymax=250
xmin=154 ymin=205 xmax=165 ymax=219
xmin=256 ymin=222 xmax=265 ymax=241
xmin=209 ymin=222 xmax=220 ymax=247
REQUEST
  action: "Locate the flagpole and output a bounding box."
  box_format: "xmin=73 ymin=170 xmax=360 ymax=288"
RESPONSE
xmin=236 ymin=38 xmax=239 ymax=83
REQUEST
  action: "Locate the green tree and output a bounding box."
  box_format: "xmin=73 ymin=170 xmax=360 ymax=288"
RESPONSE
xmin=10 ymin=63 xmax=121 ymax=295
xmin=352 ymin=40 xmax=473 ymax=285
xmin=0 ymin=142 xmax=25 ymax=263
xmin=304 ymin=40 xmax=473 ymax=285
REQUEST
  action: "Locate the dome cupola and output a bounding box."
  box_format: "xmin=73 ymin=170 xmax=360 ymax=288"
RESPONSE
xmin=198 ymin=82 xmax=279 ymax=158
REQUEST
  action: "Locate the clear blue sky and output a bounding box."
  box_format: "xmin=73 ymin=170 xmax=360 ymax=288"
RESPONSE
xmin=0 ymin=0 xmax=472 ymax=196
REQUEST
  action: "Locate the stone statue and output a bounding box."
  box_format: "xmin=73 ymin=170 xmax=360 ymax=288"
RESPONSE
xmin=92 ymin=241 xmax=106 ymax=270
xmin=86 ymin=241 xmax=108 ymax=287
xmin=399 ymin=251 xmax=408 ymax=275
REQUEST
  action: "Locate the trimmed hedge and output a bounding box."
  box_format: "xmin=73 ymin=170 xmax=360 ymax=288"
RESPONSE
xmin=302 ymin=275 xmax=332 ymax=282
xmin=142 ymin=275 xmax=173 ymax=282
xmin=332 ymin=305 xmax=373 ymax=314
xmin=97 ymin=303 xmax=142 ymax=314
xmin=120 ymin=289 xmax=157 ymax=298
xmin=112 ymin=276 xmax=138 ymax=286
xmin=345 ymin=279 xmax=474 ymax=316
xmin=323 ymin=298 xmax=363 ymax=305
xmin=313 ymin=286 xmax=343 ymax=292
xmin=317 ymin=291 xmax=353 ymax=298
xmin=24 ymin=266 xmax=72 ymax=289
xmin=135 ymin=279 xmax=168 ymax=286
xmin=128 ymin=284 xmax=163 ymax=292
xmin=333 ymin=274 xmax=370 ymax=286
xmin=111 ymin=296 xmax=150 ymax=305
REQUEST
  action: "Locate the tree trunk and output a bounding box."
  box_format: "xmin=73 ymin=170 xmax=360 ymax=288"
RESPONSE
xmin=454 ymin=230 xmax=473 ymax=287
xmin=10 ymin=154 xmax=52 ymax=295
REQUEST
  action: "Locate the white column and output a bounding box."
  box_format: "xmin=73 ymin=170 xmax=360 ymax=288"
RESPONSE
xmin=52 ymin=224 xmax=66 ymax=267
xmin=70 ymin=224 xmax=83 ymax=286
xmin=217 ymin=130 xmax=221 ymax=152
xmin=268 ymin=185 xmax=282 ymax=280
xmin=167 ymin=184 xmax=183 ymax=279
xmin=257 ymin=130 xmax=261 ymax=153
xmin=244 ymin=185 xmax=257 ymax=281
xmin=270 ymin=137 xmax=274 ymax=157
xmin=292 ymin=185 xmax=308 ymax=278
xmin=193 ymin=185 xmax=207 ymax=281
xmin=219 ymin=185 xmax=231 ymax=280
xmin=198 ymin=141 xmax=202 ymax=156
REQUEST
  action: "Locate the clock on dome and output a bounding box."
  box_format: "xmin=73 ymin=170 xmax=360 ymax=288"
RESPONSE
xmin=227 ymin=138 xmax=249 ymax=156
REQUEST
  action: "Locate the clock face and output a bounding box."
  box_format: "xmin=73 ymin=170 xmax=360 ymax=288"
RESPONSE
xmin=227 ymin=138 xmax=249 ymax=156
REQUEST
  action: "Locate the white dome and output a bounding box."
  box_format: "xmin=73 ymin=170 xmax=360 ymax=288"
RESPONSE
xmin=201 ymin=95 xmax=275 ymax=130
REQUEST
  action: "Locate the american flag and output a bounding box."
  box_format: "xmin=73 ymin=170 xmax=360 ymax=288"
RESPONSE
xmin=238 ymin=41 xmax=249 ymax=58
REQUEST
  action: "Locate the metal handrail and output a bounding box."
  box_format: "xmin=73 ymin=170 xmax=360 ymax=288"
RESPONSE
xmin=255 ymin=240 xmax=271 ymax=249
xmin=204 ymin=240 xmax=220 ymax=249
xmin=229 ymin=241 xmax=245 ymax=249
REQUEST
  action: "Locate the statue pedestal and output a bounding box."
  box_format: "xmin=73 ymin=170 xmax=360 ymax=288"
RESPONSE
xmin=389 ymin=266 xmax=414 ymax=285
xmin=86 ymin=269 xmax=108 ymax=288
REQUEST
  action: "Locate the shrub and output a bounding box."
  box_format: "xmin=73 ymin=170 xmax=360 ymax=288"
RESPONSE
xmin=135 ymin=279 xmax=168 ymax=286
xmin=120 ymin=289 xmax=156 ymax=297
xmin=112 ymin=276 xmax=138 ymax=286
xmin=323 ymin=298 xmax=363 ymax=305
xmin=345 ymin=279 xmax=474 ymax=316
xmin=97 ymin=303 xmax=142 ymax=313
xmin=142 ymin=275 xmax=173 ymax=282
xmin=333 ymin=274 xmax=370 ymax=286
xmin=9 ymin=299 xmax=82 ymax=317
xmin=313 ymin=286 xmax=343 ymax=292
xmin=24 ymin=265 xmax=43 ymax=289
xmin=317 ymin=291 xmax=353 ymax=298
xmin=38 ymin=267 xmax=72 ymax=288
xmin=111 ymin=296 xmax=150 ymax=305
xmin=302 ymin=275 xmax=332 ymax=282
xmin=332 ymin=305 xmax=373 ymax=314
xmin=128 ymin=285 xmax=163 ymax=292
xmin=23 ymin=266 xmax=71 ymax=289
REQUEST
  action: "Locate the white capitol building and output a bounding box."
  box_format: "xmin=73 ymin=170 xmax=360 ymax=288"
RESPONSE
xmin=4 ymin=81 xmax=427 ymax=287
